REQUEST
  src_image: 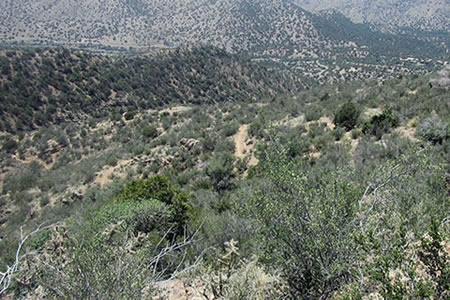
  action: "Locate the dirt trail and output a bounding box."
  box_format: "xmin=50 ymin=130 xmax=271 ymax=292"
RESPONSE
xmin=234 ymin=125 xmax=249 ymax=159
xmin=13 ymin=154 xmax=56 ymax=170
xmin=233 ymin=125 xmax=258 ymax=169
xmin=318 ymin=116 xmax=335 ymax=130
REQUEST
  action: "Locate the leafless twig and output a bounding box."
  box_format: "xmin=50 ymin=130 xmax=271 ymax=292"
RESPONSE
xmin=0 ymin=222 xmax=53 ymax=295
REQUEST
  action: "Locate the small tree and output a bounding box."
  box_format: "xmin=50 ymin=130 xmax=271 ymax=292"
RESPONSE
xmin=334 ymin=101 xmax=359 ymax=131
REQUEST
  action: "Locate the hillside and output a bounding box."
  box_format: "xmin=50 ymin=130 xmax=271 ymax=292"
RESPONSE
xmin=1 ymin=0 xmax=447 ymax=82
xmin=0 ymin=46 xmax=302 ymax=133
xmin=293 ymin=0 xmax=450 ymax=32
xmin=0 ymin=63 xmax=448 ymax=298
xmin=0 ymin=0 xmax=348 ymax=51
xmin=0 ymin=1 xmax=448 ymax=298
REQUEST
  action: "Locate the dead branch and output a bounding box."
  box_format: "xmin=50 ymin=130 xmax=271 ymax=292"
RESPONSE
xmin=0 ymin=222 xmax=53 ymax=295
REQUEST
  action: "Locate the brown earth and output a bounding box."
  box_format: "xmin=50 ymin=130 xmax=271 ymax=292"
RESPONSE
xmin=233 ymin=125 xmax=258 ymax=171
xmin=94 ymin=159 xmax=133 ymax=186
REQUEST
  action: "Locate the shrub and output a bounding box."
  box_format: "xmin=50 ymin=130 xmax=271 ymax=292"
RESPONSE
xmin=362 ymin=106 xmax=399 ymax=139
xmin=206 ymin=153 xmax=236 ymax=194
xmin=194 ymin=240 xmax=285 ymax=299
xmin=417 ymin=116 xmax=449 ymax=145
xmin=3 ymin=161 xmax=42 ymax=193
xmin=28 ymin=199 xmax=193 ymax=300
xmin=116 ymin=175 xmax=174 ymax=203
xmin=351 ymin=128 xmax=362 ymax=139
xmin=142 ymin=125 xmax=158 ymax=139
xmin=334 ymin=101 xmax=360 ymax=131
xmin=305 ymin=104 xmax=322 ymax=122
xmin=248 ymin=119 xmax=265 ymax=138
xmin=115 ymin=175 xmax=193 ymax=235
xmin=331 ymin=127 xmax=346 ymax=141
xmin=1 ymin=136 xmax=18 ymax=154
xmin=240 ymin=143 xmax=360 ymax=298
xmin=220 ymin=121 xmax=240 ymax=137
xmin=124 ymin=111 xmax=136 ymax=121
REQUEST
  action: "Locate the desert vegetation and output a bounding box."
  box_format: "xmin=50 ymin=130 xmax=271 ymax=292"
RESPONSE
xmin=0 ymin=45 xmax=448 ymax=299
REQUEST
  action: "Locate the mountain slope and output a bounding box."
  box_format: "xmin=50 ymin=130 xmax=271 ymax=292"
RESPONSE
xmin=0 ymin=46 xmax=302 ymax=133
xmin=293 ymin=0 xmax=450 ymax=32
xmin=0 ymin=0 xmax=326 ymax=53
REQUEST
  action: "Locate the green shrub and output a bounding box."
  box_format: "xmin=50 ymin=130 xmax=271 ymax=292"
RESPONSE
xmin=124 ymin=111 xmax=136 ymax=120
xmin=220 ymin=121 xmax=240 ymax=137
xmin=417 ymin=219 xmax=450 ymax=298
xmin=142 ymin=125 xmax=158 ymax=139
xmin=305 ymin=104 xmax=322 ymax=122
xmin=334 ymin=101 xmax=360 ymax=131
xmin=3 ymin=161 xmax=42 ymax=193
xmin=331 ymin=127 xmax=346 ymax=141
xmin=116 ymin=175 xmax=174 ymax=203
xmin=248 ymin=119 xmax=265 ymax=138
xmin=206 ymin=153 xmax=236 ymax=194
xmin=351 ymin=128 xmax=362 ymax=139
xmin=362 ymin=106 xmax=399 ymax=139
xmin=417 ymin=116 xmax=449 ymax=145
xmin=30 ymin=198 xmax=189 ymax=299
xmin=240 ymin=143 xmax=360 ymax=298
xmin=1 ymin=136 xmax=18 ymax=154
xmin=115 ymin=175 xmax=193 ymax=235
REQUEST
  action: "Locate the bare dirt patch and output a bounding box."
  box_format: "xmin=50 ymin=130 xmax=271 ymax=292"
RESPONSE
xmin=276 ymin=114 xmax=305 ymax=128
xmin=233 ymin=125 xmax=258 ymax=169
xmin=153 ymin=279 xmax=209 ymax=300
xmin=318 ymin=116 xmax=335 ymax=130
xmin=94 ymin=159 xmax=133 ymax=186
xmin=395 ymin=126 xmax=419 ymax=142
xmin=341 ymin=132 xmax=360 ymax=154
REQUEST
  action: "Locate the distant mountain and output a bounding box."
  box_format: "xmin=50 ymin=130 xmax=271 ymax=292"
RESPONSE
xmin=0 ymin=0 xmax=446 ymax=54
xmin=292 ymin=0 xmax=450 ymax=32
xmin=0 ymin=46 xmax=302 ymax=132
xmin=0 ymin=0 xmax=336 ymax=53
